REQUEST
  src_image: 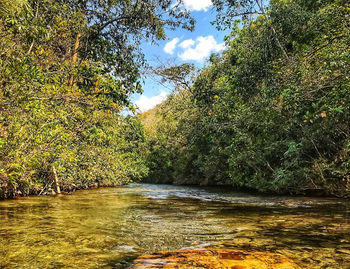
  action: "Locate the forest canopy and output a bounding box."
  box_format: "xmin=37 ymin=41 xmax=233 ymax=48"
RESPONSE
xmin=141 ymin=0 xmax=350 ymax=196
xmin=0 ymin=0 xmax=193 ymax=199
xmin=1 ymin=0 xmax=349 ymax=199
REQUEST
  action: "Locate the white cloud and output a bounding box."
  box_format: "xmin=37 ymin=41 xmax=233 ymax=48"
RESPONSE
xmin=164 ymin=38 xmax=180 ymax=55
xmin=178 ymin=35 xmax=225 ymax=61
xmin=182 ymin=0 xmax=212 ymax=11
xmin=179 ymin=39 xmax=195 ymax=49
xmin=135 ymin=91 xmax=168 ymax=112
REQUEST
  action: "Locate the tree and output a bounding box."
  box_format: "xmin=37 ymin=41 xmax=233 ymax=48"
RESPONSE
xmin=0 ymin=0 xmax=194 ymax=198
xmin=142 ymin=0 xmax=350 ymax=196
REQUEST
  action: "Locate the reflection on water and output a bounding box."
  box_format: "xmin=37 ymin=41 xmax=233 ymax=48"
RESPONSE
xmin=0 ymin=184 xmax=349 ymax=268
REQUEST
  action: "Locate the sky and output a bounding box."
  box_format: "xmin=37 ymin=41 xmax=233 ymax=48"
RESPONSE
xmin=133 ymin=0 xmax=229 ymax=113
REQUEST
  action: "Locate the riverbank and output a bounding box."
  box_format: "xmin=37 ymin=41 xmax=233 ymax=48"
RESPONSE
xmin=141 ymin=178 xmax=350 ymax=198
xmin=139 ymin=0 xmax=350 ymax=199
xmin=0 ymin=178 xmax=127 ymax=200
xmin=2 ymin=179 xmax=349 ymax=201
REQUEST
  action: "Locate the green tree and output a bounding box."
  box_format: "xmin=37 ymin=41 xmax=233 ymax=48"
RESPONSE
xmin=142 ymin=0 xmax=350 ymax=196
xmin=0 ymin=0 xmax=194 ymax=198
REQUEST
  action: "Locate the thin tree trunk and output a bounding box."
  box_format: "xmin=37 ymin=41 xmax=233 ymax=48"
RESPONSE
xmin=68 ymin=32 xmax=82 ymax=87
xmin=51 ymin=165 xmax=61 ymax=194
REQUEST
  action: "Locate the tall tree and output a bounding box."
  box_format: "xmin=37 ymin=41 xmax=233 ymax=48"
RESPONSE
xmin=0 ymin=0 xmax=194 ymax=198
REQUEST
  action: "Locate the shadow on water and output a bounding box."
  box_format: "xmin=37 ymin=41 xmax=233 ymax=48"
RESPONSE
xmin=0 ymin=184 xmax=349 ymax=268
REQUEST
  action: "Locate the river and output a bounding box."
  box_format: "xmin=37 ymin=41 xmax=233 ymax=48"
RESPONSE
xmin=0 ymin=184 xmax=349 ymax=268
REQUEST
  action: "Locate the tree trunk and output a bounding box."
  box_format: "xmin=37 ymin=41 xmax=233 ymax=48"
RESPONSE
xmin=51 ymin=165 xmax=61 ymax=194
xmin=68 ymin=32 xmax=82 ymax=87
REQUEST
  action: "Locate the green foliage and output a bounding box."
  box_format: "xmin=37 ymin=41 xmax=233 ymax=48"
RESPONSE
xmin=140 ymin=91 xmax=195 ymax=184
xmin=0 ymin=0 xmax=193 ymax=198
xmin=143 ymin=0 xmax=350 ymax=196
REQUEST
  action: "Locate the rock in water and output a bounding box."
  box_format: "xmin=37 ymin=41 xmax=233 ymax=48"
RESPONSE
xmin=130 ymin=248 xmax=299 ymax=269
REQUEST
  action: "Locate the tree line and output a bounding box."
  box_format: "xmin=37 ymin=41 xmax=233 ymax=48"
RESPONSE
xmin=0 ymin=0 xmax=193 ymax=198
xmin=1 ymin=0 xmax=349 ymax=199
xmin=142 ymin=0 xmax=350 ymax=197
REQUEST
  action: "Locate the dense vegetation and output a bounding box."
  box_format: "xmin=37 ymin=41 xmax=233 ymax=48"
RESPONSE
xmin=1 ymin=0 xmax=349 ymax=199
xmin=142 ymin=0 xmax=350 ymax=196
xmin=0 ymin=0 xmax=193 ymax=199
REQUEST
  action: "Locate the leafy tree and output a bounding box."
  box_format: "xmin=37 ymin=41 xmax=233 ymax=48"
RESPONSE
xmin=0 ymin=0 xmax=194 ymax=198
xmin=142 ymin=0 xmax=350 ymax=196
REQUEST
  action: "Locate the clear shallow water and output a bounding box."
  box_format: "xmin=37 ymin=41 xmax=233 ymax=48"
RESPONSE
xmin=0 ymin=184 xmax=349 ymax=268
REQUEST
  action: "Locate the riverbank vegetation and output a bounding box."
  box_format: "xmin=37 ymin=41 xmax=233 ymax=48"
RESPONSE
xmin=1 ymin=0 xmax=349 ymax=199
xmin=141 ymin=0 xmax=350 ymax=196
xmin=0 ymin=0 xmax=193 ymax=199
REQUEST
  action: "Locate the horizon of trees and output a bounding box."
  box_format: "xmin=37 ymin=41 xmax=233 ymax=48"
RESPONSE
xmin=1 ymin=0 xmax=349 ymax=199
xmin=141 ymin=0 xmax=350 ymax=197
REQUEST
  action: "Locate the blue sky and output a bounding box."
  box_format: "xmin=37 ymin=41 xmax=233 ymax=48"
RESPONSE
xmin=133 ymin=0 xmax=229 ymax=112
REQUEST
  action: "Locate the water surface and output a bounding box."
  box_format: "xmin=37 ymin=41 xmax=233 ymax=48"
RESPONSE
xmin=0 ymin=184 xmax=349 ymax=268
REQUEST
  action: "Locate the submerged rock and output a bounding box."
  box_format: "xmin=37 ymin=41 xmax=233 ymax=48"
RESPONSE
xmin=130 ymin=248 xmax=299 ymax=268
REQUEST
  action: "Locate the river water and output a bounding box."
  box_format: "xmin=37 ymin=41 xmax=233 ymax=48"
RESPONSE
xmin=0 ymin=184 xmax=349 ymax=268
